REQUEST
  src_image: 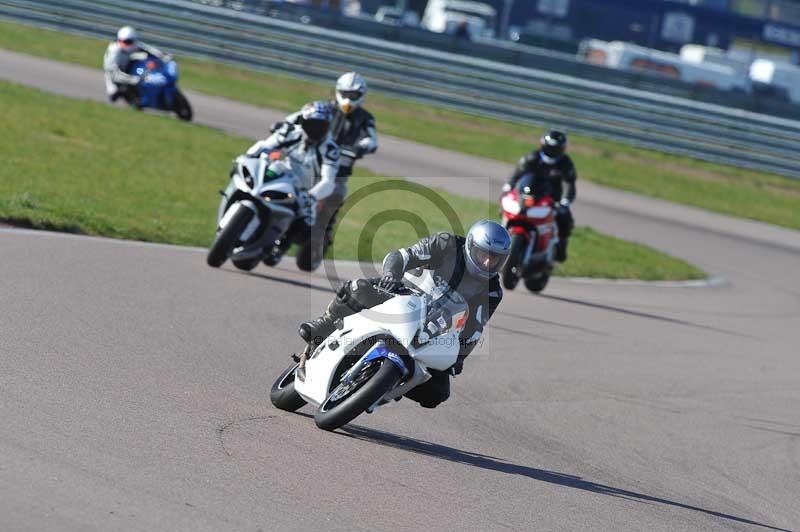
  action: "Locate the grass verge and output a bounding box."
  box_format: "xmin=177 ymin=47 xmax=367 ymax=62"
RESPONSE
xmin=0 ymin=20 xmax=798 ymax=231
xmin=0 ymin=80 xmax=704 ymax=279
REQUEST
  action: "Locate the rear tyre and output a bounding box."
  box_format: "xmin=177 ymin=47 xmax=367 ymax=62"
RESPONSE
xmin=270 ymin=362 xmax=307 ymax=412
xmin=314 ymin=360 xmax=400 ymax=431
xmin=502 ymin=233 xmax=526 ymax=290
xmin=173 ymin=90 xmax=193 ymax=121
xmin=232 ymin=257 xmax=260 ymax=271
xmin=262 ymin=252 xmax=282 ymax=267
xmin=207 ymin=206 xmax=254 ymax=268
xmin=524 ymin=272 xmax=550 ymax=293
xmin=295 ymin=241 xmax=318 ymax=272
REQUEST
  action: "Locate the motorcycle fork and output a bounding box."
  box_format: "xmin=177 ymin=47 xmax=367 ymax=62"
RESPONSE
xmin=522 ymin=229 xmax=538 ymax=265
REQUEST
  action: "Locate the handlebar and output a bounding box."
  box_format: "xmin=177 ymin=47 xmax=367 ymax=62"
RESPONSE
xmin=373 ymin=283 xmax=415 ymax=296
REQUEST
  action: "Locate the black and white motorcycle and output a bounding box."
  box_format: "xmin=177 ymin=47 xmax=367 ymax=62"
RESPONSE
xmin=207 ymin=153 xmax=310 ymax=270
xmin=270 ymin=272 xmax=469 ymax=431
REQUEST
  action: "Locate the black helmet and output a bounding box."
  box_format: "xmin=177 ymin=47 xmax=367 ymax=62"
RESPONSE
xmin=300 ymin=101 xmax=332 ymax=143
xmin=540 ymin=130 xmax=567 ymax=161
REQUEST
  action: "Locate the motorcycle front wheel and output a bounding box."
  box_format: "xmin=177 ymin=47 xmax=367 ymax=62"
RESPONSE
xmin=502 ymin=233 xmax=526 ymax=290
xmin=207 ymin=206 xmax=254 ymax=268
xmin=270 ymin=362 xmax=307 ymax=412
xmin=314 ymin=359 xmax=401 ymax=431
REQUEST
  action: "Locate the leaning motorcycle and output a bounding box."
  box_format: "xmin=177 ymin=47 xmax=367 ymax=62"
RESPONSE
xmin=207 ymin=153 xmax=303 ymax=270
xmin=270 ymin=272 xmax=468 ymax=431
xmin=499 ymin=173 xmax=559 ymax=293
xmin=128 ymin=51 xmax=192 ymax=121
xmin=294 ymin=146 xmax=361 ymax=272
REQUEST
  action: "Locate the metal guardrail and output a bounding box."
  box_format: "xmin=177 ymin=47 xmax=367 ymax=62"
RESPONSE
xmin=2 ymin=0 xmax=800 ymax=178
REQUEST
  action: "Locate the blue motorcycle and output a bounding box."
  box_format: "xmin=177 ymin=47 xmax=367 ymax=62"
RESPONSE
xmin=127 ymin=52 xmax=192 ymax=121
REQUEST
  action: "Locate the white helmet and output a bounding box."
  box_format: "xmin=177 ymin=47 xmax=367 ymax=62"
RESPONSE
xmin=464 ymin=220 xmax=511 ymax=279
xmin=335 ymin=72 xmax=367 ymax=114
xmin=116 ymin=26 xmax=139 ymax=50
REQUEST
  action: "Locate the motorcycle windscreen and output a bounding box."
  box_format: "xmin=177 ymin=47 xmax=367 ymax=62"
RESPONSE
xmin=413 ymin=291 xmax=468 ymax=371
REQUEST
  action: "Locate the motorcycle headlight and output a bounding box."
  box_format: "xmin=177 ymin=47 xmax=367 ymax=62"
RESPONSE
xmin=261 ymin=190 xmax=291 ymax=201
xmin=241 ymin=166 xmax=254 ymax=189
xmin=501 ymin=195 xmax=522 ymax=215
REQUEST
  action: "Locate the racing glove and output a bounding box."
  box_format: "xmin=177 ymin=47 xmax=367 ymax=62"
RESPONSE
xmin=299 ymin=192 xmax=317 ymax=226
xmin=377 ymin=271 xmax=402 ymax=292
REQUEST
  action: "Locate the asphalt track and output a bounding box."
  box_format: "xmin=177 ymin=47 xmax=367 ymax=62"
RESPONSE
xmin=1 ymin=49 xmax=800 ymax=531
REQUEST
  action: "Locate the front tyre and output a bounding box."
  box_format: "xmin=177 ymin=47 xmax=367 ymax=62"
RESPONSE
xmin=314 ymin=360 xmax=400 ymax=431
xmin=270 ymin=362 xmax=307 ymax=412
xmin=207 ymin=206 xmax=254 ymax=268
xmin=524 ymin=272 xmax=550 ymax=293
xmin=502 ymin=233 xmax=526 ymax=290
xmin=173 ymin=90 xmax=193 ymax=121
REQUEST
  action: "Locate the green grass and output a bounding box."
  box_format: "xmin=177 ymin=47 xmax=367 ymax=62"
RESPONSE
xmin=0 ymin=80 xmax=704 ymax=279
xmin=1 ymin=20 xmax=798 ymax=231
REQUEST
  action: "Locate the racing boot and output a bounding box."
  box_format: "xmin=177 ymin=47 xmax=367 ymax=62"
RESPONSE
xmin=555 ymin=237 xmax=568 ymax=263
xmin=298 ymin=296 xmax=354 ymax=346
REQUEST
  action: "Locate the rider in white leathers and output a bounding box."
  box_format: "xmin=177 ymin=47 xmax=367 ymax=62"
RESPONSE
xmin=103 ymin=26 xmax=169 ymax=103
xmin=246 ymin=101 xmax=340 ymax=266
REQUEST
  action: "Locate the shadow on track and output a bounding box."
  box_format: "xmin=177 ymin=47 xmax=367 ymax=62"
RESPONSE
xmin=487 ymin=323 xmax=555 ymax=341
xmin=496 ymin=310 xmax=609 ymax=337
xmin=233 ymin=269 xmax=336 ymax=294
xmin=540 ymin=294 xmax=758 ymax=339
xmin=339 ymin=425 xmax=790 ymax=532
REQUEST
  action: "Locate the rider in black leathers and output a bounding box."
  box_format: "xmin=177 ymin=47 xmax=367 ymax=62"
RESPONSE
xmin=298 ymin=221 xmax=510 ymax=409
xmin=505 ymin=130 xmax=577 ymax=262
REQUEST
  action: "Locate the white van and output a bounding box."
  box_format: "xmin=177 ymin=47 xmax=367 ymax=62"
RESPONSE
xmin=579 ymin=39 xmax=751 ymax=92
xmin=750 ymin=59 xmax=800 ymax=104
xmin=680 ymin=44 xmax=751 ymax=77
xmin=422 ymin=0 xmax=497 ymax=39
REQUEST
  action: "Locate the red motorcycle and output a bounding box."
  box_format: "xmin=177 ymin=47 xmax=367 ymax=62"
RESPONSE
xmin=499 ymin=173 xmax=559 ymax=292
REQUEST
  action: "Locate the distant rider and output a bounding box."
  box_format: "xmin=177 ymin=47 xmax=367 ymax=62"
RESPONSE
xmin=103 ymin=26 xmax=169 ymax=104
xmin=247 ymin=101 xmax=340 ymax=265
xmin=273 ymin=72 xmax=378 ymax=250
xmin=297 ymin=220 xmax=510 ymax=409
xmin=504 ymin=130 xmax=577 ymax=262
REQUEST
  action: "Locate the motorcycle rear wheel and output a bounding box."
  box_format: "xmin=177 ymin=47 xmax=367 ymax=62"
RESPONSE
xmin=314 ymin=359 xmax=401 ymax=431
xmin=232 ymin=257 xmax=260 ymax=271
xmin=207 ymin=206 xmax=254 ymax=268
xmin=502 ymin=233 xmax=526 ymax=290
xmin=173 ymin=90 xmax=193 ymax=121
xmin=295 ymin=241 xmax=319 ymax=272
xmin=270 ymin=362 xmax=307 ymax=412
xmin=524 ymin=272 xmax=551 ymax=293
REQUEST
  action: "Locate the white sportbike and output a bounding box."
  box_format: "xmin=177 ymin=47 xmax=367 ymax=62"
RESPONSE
xmin=270 ymin=272 xmax=469 ymax=431
xmin=207 ymin=153 xmax=311 ymax=270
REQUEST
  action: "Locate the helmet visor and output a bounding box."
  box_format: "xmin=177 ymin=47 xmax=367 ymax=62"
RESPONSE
xmin=469 ymin=246 xmax=507 ymax=274
xmin=303 ymin=118 xmax=329 ymax=141
xmin=542 ymin=143 xmax=565 ymax=159
xmin=338 ymin=89 xmax=363 ymax=101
